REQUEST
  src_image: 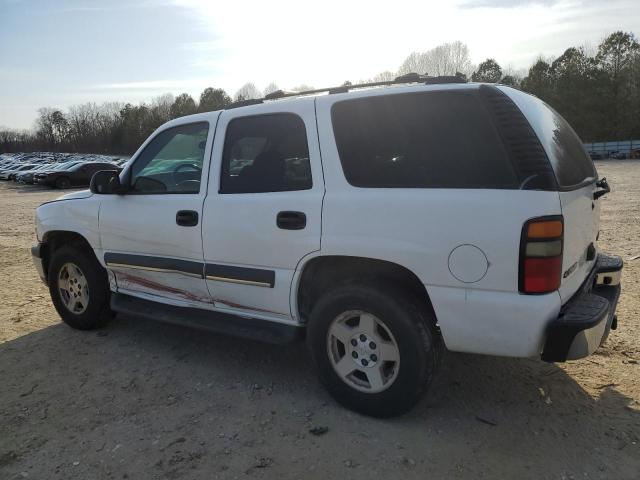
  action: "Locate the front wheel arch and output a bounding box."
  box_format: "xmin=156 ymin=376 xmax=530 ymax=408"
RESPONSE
xmin=41 ymin=230 xmax=98 ymax=280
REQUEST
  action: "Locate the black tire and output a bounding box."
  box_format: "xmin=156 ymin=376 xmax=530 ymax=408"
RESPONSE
xmin=55 ymin=176 xmax=71 ymax=189
xmin=307 ymin=281 xmax=441 ymax=417
xmin=48 ymin=245 xmax=114 ymax=330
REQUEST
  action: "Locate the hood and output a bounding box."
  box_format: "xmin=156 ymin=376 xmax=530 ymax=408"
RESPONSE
xmin=57 ymin=189 xmax=93 ymax=201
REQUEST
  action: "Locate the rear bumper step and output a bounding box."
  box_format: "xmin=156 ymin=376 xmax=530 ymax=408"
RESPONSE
xmin=542 ymin=253 xmax=622 ymax=362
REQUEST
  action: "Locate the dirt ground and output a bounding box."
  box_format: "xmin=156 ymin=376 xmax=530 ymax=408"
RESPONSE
xmin=1 ymin=161 xmax=638 ymax=480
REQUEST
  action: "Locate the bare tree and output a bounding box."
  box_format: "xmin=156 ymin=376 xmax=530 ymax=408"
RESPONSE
xmin=151 ymin=94 xmax=174 ymax=121
xmin=235 ymin=83 xmax=261 ymax=101
xmin=371 ymin=71 xmax=396 ymax=82
xmin=398 ymin=41 xmax=475 ymax=77
xmin=291 ymin=84 xmax=314 ymax=92
xmin=263 ymin=82 xmax=280 ymax=95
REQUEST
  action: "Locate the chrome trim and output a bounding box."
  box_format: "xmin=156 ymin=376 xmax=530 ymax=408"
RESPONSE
xmin=106 ymin=262 xmax=204 ymax=279
xmin=205 ymin=275 xmax=271 ymax=288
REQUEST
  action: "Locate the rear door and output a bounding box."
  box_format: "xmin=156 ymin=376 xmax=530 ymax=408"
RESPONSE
xmin=502 ymin=87 xmax=599 ymax=301
xmin=201 ymin=99 xmax=323 ymax=322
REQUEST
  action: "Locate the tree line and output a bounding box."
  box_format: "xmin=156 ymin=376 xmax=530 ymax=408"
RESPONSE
xmin=1 ymin=31 xmax=638 ymax=155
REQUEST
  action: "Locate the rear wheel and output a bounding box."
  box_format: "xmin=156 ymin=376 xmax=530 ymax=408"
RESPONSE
xmin=48 ymin=245 xmax=114 ymax=329
xmin=55 ymin=176 xmax=71 ymax=189
xmin=307 ymin=281 xmax=440 ymax=417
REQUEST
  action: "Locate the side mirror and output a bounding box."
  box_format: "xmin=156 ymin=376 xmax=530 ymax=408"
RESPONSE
xmin=90 ymin=170 xmax=126 ymax=194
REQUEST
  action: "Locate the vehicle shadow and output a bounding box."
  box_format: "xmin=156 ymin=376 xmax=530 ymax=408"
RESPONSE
xmin=1 ymin=315 xmax=638 ymax=479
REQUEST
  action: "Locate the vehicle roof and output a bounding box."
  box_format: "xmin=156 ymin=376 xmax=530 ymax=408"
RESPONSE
xmin=167 ymin=76 xmax=486 ymax=126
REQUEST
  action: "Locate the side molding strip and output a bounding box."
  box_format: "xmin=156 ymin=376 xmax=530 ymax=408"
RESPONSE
xmin=104 ymin=253 xmax=276 ymax=288
xmin=205 ymin=264 xmax=275 ymax=288
xmin=104 ymin=252 xmax=204 ymax=278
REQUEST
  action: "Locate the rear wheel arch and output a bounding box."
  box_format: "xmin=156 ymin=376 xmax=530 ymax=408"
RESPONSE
xmin=295 ymin=255 xmax=437 ymax=325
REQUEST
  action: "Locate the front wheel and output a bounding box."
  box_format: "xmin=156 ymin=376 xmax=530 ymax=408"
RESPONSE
xmin=48 ymin=245 xmax=114 ymax=330
xmin=307 ymin=282 xmax=441 ymax=417
xmin=55 ymin=176 xmax=71 ymax=189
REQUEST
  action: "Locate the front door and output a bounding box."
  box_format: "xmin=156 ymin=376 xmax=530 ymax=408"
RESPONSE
xmin=202 ymin=99 xmax=324 ymax=322
xmin=99 ymin=118 xmax=216 ymax=307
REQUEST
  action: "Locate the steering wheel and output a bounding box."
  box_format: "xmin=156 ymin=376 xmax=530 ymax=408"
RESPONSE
xmin=172 ymin=163 xmax=201 ymax=187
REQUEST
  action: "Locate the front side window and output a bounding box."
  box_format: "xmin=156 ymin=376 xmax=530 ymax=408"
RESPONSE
xmin=331 ymin=91 xmax=519 ymax=189
xmin=220 ymin=113 xmax=312 ymax=194
xmin=130 ymin=122 xmax=209 ymax=194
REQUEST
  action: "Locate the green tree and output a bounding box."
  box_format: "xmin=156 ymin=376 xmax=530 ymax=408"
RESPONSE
xmin=198 ymin=87 xmax=231 ymax=112
xmin=170 ymin=93 xmax=197 ymax=119
xmin=596 ymin=31 xmax=640 ymax=138
xmin=499 ymin=75 xmax=519 ymax=87
xmin=549 ymin=47 xmax=602 ymax=140
xmin=521 ymin=59 xmax=553 ymax=100
xmin=51 ymin=110 xmax=69 ymax=145
xmin=471 ymin=58 xmax=502 ymax=82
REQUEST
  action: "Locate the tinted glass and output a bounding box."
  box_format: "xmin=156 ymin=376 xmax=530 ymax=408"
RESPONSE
xmin=532 ymin=102 xmax=596 ymax=188
xmin=220 ymin=113 xmax=311 ymax=194
xmin=130 ymin=122 xmax=209 ymax=194
xmin=331 ymin=91 xmax=519 ymax=189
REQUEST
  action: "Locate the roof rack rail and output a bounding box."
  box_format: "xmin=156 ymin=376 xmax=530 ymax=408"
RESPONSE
xmin=226 ymin=98 xmax=263 ymax=109
xmin=424 ymin=75 xmax=467 ymax=85
xmin=224 ymin=72 xmax=468 ymax=109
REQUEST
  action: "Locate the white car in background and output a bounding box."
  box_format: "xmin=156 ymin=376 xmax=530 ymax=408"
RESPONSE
xmin=31 ymin=75 xmax=622 ymax=417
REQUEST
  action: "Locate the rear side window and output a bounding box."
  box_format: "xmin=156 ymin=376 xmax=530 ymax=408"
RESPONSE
xmin=533 ymin=102 xmax=596 ymax=188
xmin=331 ymin=91 xmax=518 ymax=189
xmin=220 ymin=113 xmax=312 ymax=194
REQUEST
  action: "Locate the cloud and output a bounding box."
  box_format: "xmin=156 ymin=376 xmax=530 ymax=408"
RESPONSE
xmin=90 ymin=78 xmax=212 ymax=92
xmin=459 ymin=0 xmax=558 ymax=8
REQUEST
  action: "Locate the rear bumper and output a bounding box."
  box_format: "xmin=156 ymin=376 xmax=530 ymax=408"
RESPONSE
xmin=542 ymin=252 xmax=622 ymax=362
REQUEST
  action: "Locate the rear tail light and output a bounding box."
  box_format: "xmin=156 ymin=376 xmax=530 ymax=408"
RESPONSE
xmin=519 ymin=216 xmax=563 ymax=294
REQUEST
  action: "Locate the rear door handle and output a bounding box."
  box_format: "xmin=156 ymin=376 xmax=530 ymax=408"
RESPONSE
xmin=176 ymin=210 xmax=199 ymax=227
xmin=277 ymin=211 xmax=306 ymax=230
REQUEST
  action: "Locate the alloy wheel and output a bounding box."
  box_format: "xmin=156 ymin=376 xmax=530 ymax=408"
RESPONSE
xmin=58 ymin=262 xmax=90 ymax=314
xmin=327 ymin=310 xmax=400 ymax=393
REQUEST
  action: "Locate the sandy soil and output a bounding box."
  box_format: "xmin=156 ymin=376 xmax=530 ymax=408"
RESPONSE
xmin=1 ymin=161 xmax=639 ymax=480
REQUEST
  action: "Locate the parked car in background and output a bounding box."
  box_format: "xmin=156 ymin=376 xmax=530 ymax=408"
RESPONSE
xmin=31 ymin=161 xmax=87 ymax=187
xmin=0 ymin=161 xmax=22 ymax=173
xmin=35 ymin=161 xmax=117 ymax=188
xmin=589 ymin=152 xmax=603 ymax=160
xmin=0 ymin=163 xmax=39 ymax=180
xmin=15 ymin=163 xmax=57 ymax=184
xmin=609 ymin=151 xmax=626 ymax=159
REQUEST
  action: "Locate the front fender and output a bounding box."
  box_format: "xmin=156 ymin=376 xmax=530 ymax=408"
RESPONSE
xmin=36 ymin=196 xmax=102 ymax=251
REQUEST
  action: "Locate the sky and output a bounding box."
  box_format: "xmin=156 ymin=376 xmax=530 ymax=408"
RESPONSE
xmin=1 ymin=0 xmax=639 ymax=130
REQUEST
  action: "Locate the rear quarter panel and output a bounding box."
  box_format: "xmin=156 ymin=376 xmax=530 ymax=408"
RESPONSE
xmin=315 ymin=87 xmax=564 ymax=356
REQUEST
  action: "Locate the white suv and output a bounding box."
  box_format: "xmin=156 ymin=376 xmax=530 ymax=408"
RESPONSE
xmin=32 ymin=76 xmax=622 ymax=417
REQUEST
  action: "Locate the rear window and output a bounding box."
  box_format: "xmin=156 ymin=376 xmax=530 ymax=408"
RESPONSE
xmin=331 ymin=91 xmax=519 ymax=189
xmin=533 ymin=102 xmax=596 ymax=188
